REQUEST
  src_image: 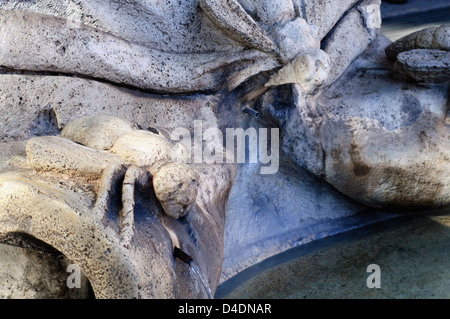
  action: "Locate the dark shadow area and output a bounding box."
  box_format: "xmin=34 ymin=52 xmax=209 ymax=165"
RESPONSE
xmin=0 ymin=232 xmax=95 ymax=299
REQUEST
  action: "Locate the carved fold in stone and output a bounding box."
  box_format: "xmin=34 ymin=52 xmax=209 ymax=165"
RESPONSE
xmin=199 ymin=0 xmax=278 ymax=54
xmin=0 ymin=9 xmax=269 ymax=93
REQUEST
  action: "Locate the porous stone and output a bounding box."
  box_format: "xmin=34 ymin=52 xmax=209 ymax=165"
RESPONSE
xmin=385 ymin=24 xmax=450 ymax=60
xmin=0 ymin=242 xmax=93 ymax=299
xmin=270 ymin=17 xmax=320 ymax=63
xmin=26 ymin=136 xmax=121 ymax=178
xmin=301 ymin=0 xmax=361 ymax=40
xmin=153 ymin=163 xmax=200 ymax=219
xmin=238 ymin=0 xmax=295 ymax=29
xmin=0 ymin=0 xmax=448 ymax=301
xmin=0 ymin=9 xmax=268 ymax=93
xmin=0 ymin=0 xmax=241 ymax=53
xmin=321 ymin=7 xmax=377 ymax=87
xmin=0 ymin=171 xmax=142 ymax=298
xmin=278 ymin=35 xmax=450 ymax=209
xmin=110 ymin=130 xmax=187 ymax=170
xmin=0 ymin=74 xmax=218 ymax=142
xmin=393 ymin=49 xmax=450 ymax=83
xmin=199 ymin=0 xmax=278 ymax=54
xmin=61 ymin=115 xmax=138 ymax=151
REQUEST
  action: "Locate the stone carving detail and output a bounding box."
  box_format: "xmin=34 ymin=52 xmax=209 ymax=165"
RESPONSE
xmin=0 ymin=0 xmax=448 ymax=298
xmin=385 ymin=24 xmax=450 ymax=82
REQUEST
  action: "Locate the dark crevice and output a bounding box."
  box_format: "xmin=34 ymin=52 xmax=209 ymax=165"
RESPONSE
xmin=28 ymin=107 xmax=60 ymax=137
xmin=0 ymin=232 xmax=63 ymax=257
xmin=0 ymin=66 xmax=219 ymax=97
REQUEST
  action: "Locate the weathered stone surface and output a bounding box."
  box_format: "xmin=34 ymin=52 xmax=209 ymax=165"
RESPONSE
xmin=0 ymin=74 xmax=218 ymax=142
xmin=301 ymin=0 xmax=361 ymax=40
xmin=199 ymin=0 xmax=278 ymax=54
xmin=61 ymin=115 xmax=138 ymax=151
xmin=0 ymin=9 xmax=267 ymax=93
xmin=239 ymin=0 xmax=296 ymax=29
xmin=0 ymin=135 xmax=235 ymax=298
xmin=385 ymin=24 xmax=450 ymax=60
xmin=153 ymin=163 xmax=200 ymax=219
xmin=0 ymin=242 xmax=93 ymax=299
xmin=393 ymin=49 xmax=450 ymax=83
xmin=0 ymin=169 xmax=142 ymax=298
xmin=0 ymin=0 xmax=241 ymax=53
xmin=277 ymin=35 xmax=450 ymax=209
xmin=321 ymin=6 xmax=378 ymax=87
xmin=26 ymin=136 xmax=121 ymax=178
xmin=110 ymin=130 xmax=187 ymax=170
xmin=384 ymin=24 xmax=450 ymax=83
xmin=0 ymin=0 xmax=449 ymax=300
xmin=270 ymin=17 xmax=320 ymax=63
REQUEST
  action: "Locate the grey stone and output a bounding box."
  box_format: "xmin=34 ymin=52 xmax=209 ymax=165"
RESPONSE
xmin=0 ymin=242 xmax=93 ymax=299
xmin=393 ymin=49 xmax=450 ymax=83
xmin=199 ymin=0 xmax=278 ymax=54
xmin=277 ymin=35 xmax=450 ymax=209
xmin=385 ymin=24 xmax=450 ymax=60
xmin=0 ymin=9 xmax=267 ymax=93
xmin=0 ymin=0 xmax=241 ymax=53
xmin=0 ymin=0 xmax=448 ymax=300
xmin=0 ymin=74 xmax=219 ymax=142
xmin=321 ymin=7 xmax=377 ymax=88
xmin=61 ymin=115 xmax=138 ymax=151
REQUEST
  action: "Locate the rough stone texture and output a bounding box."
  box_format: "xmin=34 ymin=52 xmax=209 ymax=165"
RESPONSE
xmin=61 ymin=115 xmax=138 ymax=151
xmin=301 ymin=0 xmax=360 ymax=40
xmin=0 ymin=0 xmax=448 ymax=300
xmin=0 ymin=168 xmax=141 ymax=298
xmin=0 ymin=0 xmax=242 ymax=53
xmin=321 ymin=5 xmax=378 ymax=88
xmin=270 ymin=17 xmax=320 ymax=63
xmin=26 ymin=136 xmax=121 ymax=177
xmin=199 ymin=0 xmax=278 ymax=54
xmin=0 ymin=74 xmax=219 ymax=143
xmin=0 ymin=9 xmax=269 ymax=94
xmin=277 ymin=35 xmax=450 ymax=209
xmin=393 ymin=49 xmax=450 ymax=83
xmin=153 ymin=163 xmax=200 ymax=219
xmin=110 ymin=130 xmax=187 ymax=169
xmin=0 ymin=135 xmax=235 ymax=298
xmin=385 ymin=24 xmax=450 ymax=60
xmin=0 ymin=242 xmax=93 ymax=299
xmin=239 ymin=0 xmax=296 ymax=29
xmin=384 ymin=25 xmax=450 ymax=83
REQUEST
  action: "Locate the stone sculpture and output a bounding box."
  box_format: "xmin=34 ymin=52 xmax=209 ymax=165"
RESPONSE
xmin=0 ymin=0 xmax=448 ymax=298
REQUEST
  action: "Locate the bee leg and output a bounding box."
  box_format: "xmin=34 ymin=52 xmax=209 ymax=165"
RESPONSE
xmin=92 ymin=162 xmax=127 ymax=220
xmin=120 ymin=166 xmax=152 ymax=246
